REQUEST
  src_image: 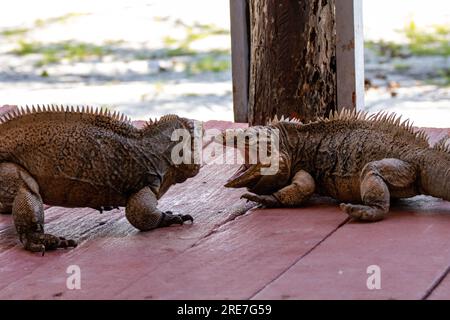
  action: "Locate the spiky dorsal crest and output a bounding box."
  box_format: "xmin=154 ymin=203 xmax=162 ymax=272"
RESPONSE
xmin=0 ymin=104 xmax=132 ymax=125
xmin=268 ymin=108 xmax=428 ymax=146
xmin=143 ymin=114 xmax=195 ymax=136
xmin=267 ymin=114 xmax=303 ymax=126
xmin=158 ymin=114 xmax=180 ymax=123
xmin=434 ymin=135 xmax=450 ymax=154
xmin=312 ymin=108 xmax=429 ymax=145
xmin=145 ymin=114 xmax=182 ymax=128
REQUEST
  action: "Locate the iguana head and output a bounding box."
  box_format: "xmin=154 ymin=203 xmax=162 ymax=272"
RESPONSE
xmin=144 ymin=115 xmax=201 ymax=195
xmin=219 ymin=126 xmax=290 ymax=195
xmin=172 ymin=116 xmax=202 ymax=181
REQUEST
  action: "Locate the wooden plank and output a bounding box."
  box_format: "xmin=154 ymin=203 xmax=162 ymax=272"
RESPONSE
xmin=0 ymin=214 xmax=12 ymax=232
xmin=426 ymin=271 xmax=450 ymax=299
xmin=229 ymin=0 xmax=249 ymax=123
xmin=254 ymin=198 xmax=450 ymax=300
xmin=0 ymin=207 xmax=121 ymax=292
xmin=335 ymin=0 xmax=365 ymax=111
xmin=117 ymin=203 xmax=348 ymax=299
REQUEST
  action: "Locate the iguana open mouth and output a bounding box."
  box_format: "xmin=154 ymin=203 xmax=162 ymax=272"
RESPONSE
xmin=225 ymin=164 xmax=262 ymax=189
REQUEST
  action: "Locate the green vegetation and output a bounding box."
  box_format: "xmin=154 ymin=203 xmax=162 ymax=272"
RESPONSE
xmin=364 ymin=40 xmax=404 ymax=58
xmin=365 ymin=21 xmax=450 ymax=87
xmin=13 ymin=40 xmax=42 ymax=55
xmin=173 ymin=20 xmax=229 ymax=36
xmin=164 ymin=46 xmax=197 ymax=57
xmin=40 ymin=70 xmax=49 ymax=78
xmin=183 ymin=93 xmax=200 ymax=97
xmin=186 ymin=56 xmax=230 ymax=75
xmin=1 ymin=27 xmax=29 ymax=37
xmin=34 ymin=13 xmax=87 ymax=28
xmin=161 ymin=20 xmax=230 ymax=58
xmin=1 ymin=13 xmax=86 ymax=38
xmin=440 ymin=69 xmax=450 ymax=86
xmin=426 ymin=68 xmax=450 ymax=87
xmin=366 ymin=22 xmax=450 ymax=58
xmin=400 ymin=22 xmax=450 ymax=56
xmin=6 ymin=16 xmax=231 ymax=77
xmin=393 ymin=62 xmax=411 ymax=72
xmin=156 ymin=20 xmax=232 ymax=74
xmin=159 ymin=20 xmax=231 ymax=74
xmin=12 ymin=40 xmax=110 ymax=66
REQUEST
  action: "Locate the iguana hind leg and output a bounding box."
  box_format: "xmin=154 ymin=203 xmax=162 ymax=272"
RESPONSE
xmin=0 ymin=163 xmax=21 ymax=214
xmin=6 ymin=163 xmax=77 ymax=254
xmin=340 ymin=158 xmax=417 ymax=222
xmin=241 ymin=170 xmax=316 ymax=207
xmin=125 ymin=187 xmax=193 ymax=231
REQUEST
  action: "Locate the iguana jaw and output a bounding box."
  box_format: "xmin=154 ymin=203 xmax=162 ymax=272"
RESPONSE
xmin=173 ymin=118 xmax=202 ymax=178
xmin=225 ymin=164 xmax=263 ymax=188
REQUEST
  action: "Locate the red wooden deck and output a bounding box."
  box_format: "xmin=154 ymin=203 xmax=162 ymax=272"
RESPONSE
xmin=1 ymin=105 xmax=450 ymax=300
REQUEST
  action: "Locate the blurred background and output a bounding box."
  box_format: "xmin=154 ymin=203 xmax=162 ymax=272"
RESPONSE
xmin=364 ymin=0 xmax=449 ymax=127
xmin=0 ymin=0 xmax=448 ymax=126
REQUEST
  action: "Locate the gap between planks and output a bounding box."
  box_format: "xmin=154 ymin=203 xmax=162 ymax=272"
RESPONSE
xmin=248 ymin=217 xmax=352 ymax=299
xmin=422 ymin=264 xmax=450 ymax=300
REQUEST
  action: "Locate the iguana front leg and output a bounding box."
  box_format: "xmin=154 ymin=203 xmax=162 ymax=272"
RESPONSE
xmin=125 ymin=187 xmax=193 ymax=231
xmin=241 ymin=170 xmax=316 ymax=207
xmin=4 ymin=163 xmax=77 ymax=254
xmin=340 ymin=158 xmax=417 ymax=221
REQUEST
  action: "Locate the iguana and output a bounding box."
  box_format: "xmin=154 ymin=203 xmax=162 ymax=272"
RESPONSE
xmin=0 ymin=105 xmax=200 ymax=254
xmin=223 ymin=109 xmax=450 ymax=221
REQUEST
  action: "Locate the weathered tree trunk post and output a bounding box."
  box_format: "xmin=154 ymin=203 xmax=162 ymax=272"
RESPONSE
xmin=248 ymin=0 xmax=336 ymax=125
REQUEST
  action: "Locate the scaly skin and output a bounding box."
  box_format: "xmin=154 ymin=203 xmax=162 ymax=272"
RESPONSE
xmin=0 ymin=105 xmax=200 ymax=254
xmin=224 ymin=109 xmax=450 ymax=222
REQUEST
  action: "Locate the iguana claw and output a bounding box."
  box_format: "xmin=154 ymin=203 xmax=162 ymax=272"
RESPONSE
xmin=22 ymin=233 xmax=78 ymax=255
xmin=181 ymin=214 xmax=194 ymax=222
xmin=158 ymin=211 xmax=194 ymax=227
xmin=240 ymin=193 xmax=280 ymax=208
xmin=98 ymin=206 xmax=118 ymax=214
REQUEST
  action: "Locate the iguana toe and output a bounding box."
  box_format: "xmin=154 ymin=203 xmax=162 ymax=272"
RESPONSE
xmin=23 ymin=233 xmax=77 ymax=255
xmin=58 ymin=237 xmax=78 ymax=249
xmin=340 ymin=203 xmax=366 ymax=219
xmin=24 ymin=241 xmax=46 ymax=256
xmin=340 ymin=203 xmax=386 ymax=222
xmin=181 ymin=214 xmax=194 ymax=223
xmin=240 ymin=193 xmax=280 ymax=208
xmin=158 ymin=212 xmax=194 ymax=228
xmin=98 ymin=206 xmax=118 ymax=214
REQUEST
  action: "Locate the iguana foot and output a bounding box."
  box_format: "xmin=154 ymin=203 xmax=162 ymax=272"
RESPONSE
xmin=240 ymin=193 xmax=280 ymax=208
xmin=340 ymin=203 xmax=386 ymax=222
xmin=0 ymin=203 xmax=12 ymax=214
xmin=22 ymin=232 xmax=77 ymax=256
xmin=97 ymin=206 xmax=119 ymax=214
xmin=157 ymin=211 xmax=194 ymax=228
xmin=4 ymin=163 xmax=76 ymax=254
xmin=126 ymin=187 xmax=193 ymax=231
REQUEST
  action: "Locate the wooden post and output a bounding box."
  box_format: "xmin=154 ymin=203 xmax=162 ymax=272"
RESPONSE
xmin=246 ymin=0 xmax=337 ymax=125
xmin=229 ymin=0 xmax=364 ymax=123
xmin=335 ymin=0 xmax=364 ymax=111
xmin=229 ymin=0 xmax=249 ymax=123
